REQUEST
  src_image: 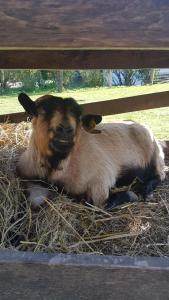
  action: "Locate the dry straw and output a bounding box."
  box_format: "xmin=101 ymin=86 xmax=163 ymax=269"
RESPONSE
xmin=0 ymin=122 xmax=169 ymax=256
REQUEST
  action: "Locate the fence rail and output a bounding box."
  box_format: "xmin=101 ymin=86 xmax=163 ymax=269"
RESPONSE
xmin=0 ymin=250 xmax=168 ymax=300
xmin=1 ymin=91 xmax=169 ymax=123
xmin=1 ymin=50 xmax=169 ymax=69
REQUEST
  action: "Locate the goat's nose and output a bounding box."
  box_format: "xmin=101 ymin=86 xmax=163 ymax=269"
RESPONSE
xmin=57 ymin=124 xmax=74 ymax=135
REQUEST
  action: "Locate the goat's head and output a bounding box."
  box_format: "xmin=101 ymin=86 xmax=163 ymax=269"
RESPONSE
xmin=18 ymin=93 xmax=102 ymax=167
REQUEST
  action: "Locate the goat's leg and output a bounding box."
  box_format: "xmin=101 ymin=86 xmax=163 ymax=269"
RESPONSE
xmin=26 ymin=183 xmax=49 ymax=207
xmin=105 ymin=190 xmax=138 ymax=210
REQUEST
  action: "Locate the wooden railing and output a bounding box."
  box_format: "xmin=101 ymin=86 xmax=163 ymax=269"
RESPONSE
xmin=1 ymin=91 xmax=169 ymax=123
xmin=1 ymin=50 xmax=169 ymax=69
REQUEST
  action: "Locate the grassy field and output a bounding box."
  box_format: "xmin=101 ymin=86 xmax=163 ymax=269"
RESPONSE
xmin=0 ymin=83 xmax=169 ymax=139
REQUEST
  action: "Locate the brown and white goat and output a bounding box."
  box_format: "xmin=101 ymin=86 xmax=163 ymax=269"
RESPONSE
xmin=17 ymin=93 xmax=165 ymax=209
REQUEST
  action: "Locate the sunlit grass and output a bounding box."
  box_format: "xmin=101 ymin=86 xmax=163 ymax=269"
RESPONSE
xmin=1 ymin=83 xmax=169 ymax=139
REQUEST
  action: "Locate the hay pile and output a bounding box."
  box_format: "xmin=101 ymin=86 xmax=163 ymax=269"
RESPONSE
xmin=0 ymin=122 xmax=169 ymax=256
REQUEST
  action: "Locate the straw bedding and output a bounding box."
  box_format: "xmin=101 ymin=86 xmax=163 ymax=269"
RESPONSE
xmin=0 ymin=122 xmax=169 ymax=256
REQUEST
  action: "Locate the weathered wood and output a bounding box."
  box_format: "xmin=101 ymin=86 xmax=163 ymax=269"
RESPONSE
xmin=1 ymin=91 xmax=169 ymax=123
xmin=0 ymin=112 xmax=27 ymax=123
xmin=0 ymin=0 xmax=169 ymax=50
xmin=1 ymin=1 xmax=169 ymax=69
xmin=1 ymin=50 xmax=169 ymax=69
xmin=0 ymin=251 xmax=168 ymax=300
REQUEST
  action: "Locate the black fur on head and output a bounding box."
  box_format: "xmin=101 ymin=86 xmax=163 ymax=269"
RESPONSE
xmin=18 ymin=93 xmax=82 ymax=121
xmin=18 ymin=93 xmax=37 ymax=116
xmin=18 ymin=93 xmax=102 ymax=132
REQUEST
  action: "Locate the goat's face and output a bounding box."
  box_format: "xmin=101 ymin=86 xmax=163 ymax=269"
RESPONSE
xmin=18 ymin=93 xmax=102 ymax=161
xmin=18 ymin=93 xmax=82 ymax=158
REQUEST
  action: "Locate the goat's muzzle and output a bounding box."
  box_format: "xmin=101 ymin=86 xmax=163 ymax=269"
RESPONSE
xmin=49 ymin=124 xmax=75 ymax=154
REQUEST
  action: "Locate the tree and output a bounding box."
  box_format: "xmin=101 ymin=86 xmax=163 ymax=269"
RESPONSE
xmin=137 ymin=69 xmax=159 ymax=85
xmin=112 ymin=70 xmax=139 ymax=86
xmin=55 ymin=71 xmax=64 ymax=92
xmin=103 ymin=70 xmax=112 ymax=87
xmin=78 ymin=70 xmax=103 ymax=87
xmin=0 ymin=70 xmax=11 ymax=89
xmin=149 ymin=69 xmax=156 ymax=84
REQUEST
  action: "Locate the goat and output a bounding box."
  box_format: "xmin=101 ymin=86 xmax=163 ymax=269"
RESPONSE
xmin=17 ymin=93 xmax=166 ymax=209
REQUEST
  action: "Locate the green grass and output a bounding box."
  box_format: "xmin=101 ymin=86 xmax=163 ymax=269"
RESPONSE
xmin=1 ymin=83 xmax=169 ymax=139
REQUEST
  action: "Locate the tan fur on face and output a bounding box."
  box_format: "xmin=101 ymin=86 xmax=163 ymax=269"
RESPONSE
xmin=32 ymin=116 xmax=52 ymax=157
xmin=73 ymin=124 xmax=82 ymax=150
xmin=49 ymin=111 xmax=62 ymax=130
xmin=31 ymin=110 xmax=79 ymax=158
xmin=67 ymin=115 xmax=77 ymax=131
xmin=49 ymin=111 xmax=77 ymax=132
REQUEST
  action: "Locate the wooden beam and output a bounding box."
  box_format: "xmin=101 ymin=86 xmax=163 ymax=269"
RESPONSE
xmin=1 ymin=50 xmax=169 ymax=69
xmin=0 ymin=112 xmax=27 ymax=123
xmin=0 ymin=251 xmax=169 ymax=300
xmin=82 ymin=91 xmax=169 ymax=115
xmin=0 ymin=0 xmax=169 ymax=50
xmin=1 ymin=91 xmax=169 ymax=123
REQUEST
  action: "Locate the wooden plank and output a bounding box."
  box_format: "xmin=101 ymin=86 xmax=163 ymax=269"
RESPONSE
xmin=0 ymin=112 xmax=27 ymax=123
xmin=0 ymin=251 xmax=168 ymax=300
xmin=1 ymin=50 xmax=169 ymax=69
xmin=0 ymin=0 xmax=169 ymax=50
xmin=1 ymin=91 xmax=169 ymax=123
xmin=82 ymin=90 xmax=169 ymax=116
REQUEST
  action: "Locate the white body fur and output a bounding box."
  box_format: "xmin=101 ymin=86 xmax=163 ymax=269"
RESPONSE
xmin=18 ymin=121 xmax=165 ymax=207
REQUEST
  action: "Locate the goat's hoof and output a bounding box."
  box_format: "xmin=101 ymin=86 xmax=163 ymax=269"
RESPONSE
xmin=127 ymin=191 xmax=138 ymax=202
xmin=28 ymin=195 xmax=46 ymax=207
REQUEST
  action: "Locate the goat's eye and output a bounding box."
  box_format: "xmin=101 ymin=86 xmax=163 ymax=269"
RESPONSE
xmin=39 ymin=110 xmax=46 ymax=117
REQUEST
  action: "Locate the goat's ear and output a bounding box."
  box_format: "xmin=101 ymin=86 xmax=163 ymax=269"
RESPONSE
xmin=18 ymin=93 xmax=37 ymax=116
xmin=81 ymin=114 xmax=102 ymax=134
